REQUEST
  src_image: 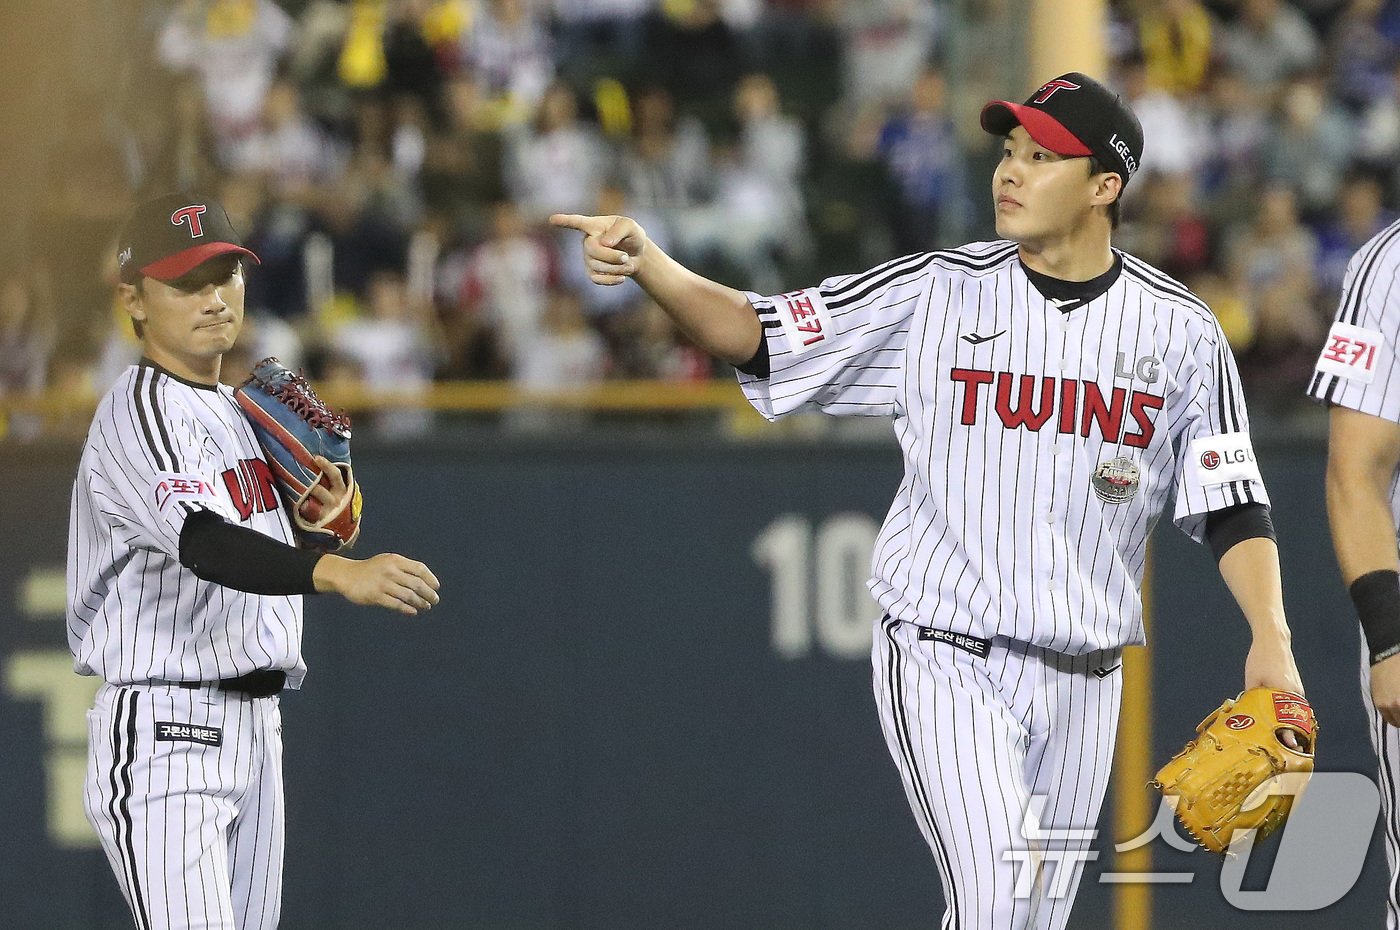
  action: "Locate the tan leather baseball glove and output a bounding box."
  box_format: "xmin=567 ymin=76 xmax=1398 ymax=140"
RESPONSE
xmin=1151 ymin=687 xmax=1316 ymax=854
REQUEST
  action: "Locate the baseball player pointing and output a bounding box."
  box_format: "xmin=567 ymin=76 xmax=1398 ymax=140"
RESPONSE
xmin=556 ymin=73 xmax=1303 ymax=928
xmin=69 ymin=193 xmax=440 ymax=929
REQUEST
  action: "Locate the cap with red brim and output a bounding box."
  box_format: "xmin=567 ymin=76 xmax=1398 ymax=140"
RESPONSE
xmin=980 ymin=101 xmax=1093 ymax=157
xmin=140 ymin=242 xmax=261 ymax=282
xmin=117 ymin=192 xmax=260 ymax=284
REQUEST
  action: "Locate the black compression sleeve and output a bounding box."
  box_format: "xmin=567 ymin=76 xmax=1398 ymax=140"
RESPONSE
xmin=735 ymin=329 xmax=770 ymax=377
xmin=179 ymin=509 xmax=322 ymax=595
xmin=1204 ymin=502 xmax=1275 ymax=562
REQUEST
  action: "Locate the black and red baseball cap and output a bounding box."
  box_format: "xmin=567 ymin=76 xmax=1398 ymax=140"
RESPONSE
xmin=117 ymin=193 xmax=260 ymax=284
xmin=981 ymin=72 xmax=1144 ymax=186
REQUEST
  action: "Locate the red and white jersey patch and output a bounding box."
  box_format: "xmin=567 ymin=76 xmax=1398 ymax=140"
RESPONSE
xmin=152 ymin=471 xmax=218 ymax=520
xmin=774 ymin=288 xmax=832 ymax=357
xmin=1316 ymin=321 xmax=1383 ymax=384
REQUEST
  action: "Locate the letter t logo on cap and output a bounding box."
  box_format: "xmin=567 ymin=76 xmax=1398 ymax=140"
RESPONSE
xmin=170 ymin=204 xmax=208 ymax=238
xmin=1033 ymin=79 xmax=1081 ymax=104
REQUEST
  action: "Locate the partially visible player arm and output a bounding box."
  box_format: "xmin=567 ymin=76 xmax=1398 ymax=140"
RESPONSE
xmin=1326 ymin=405 xmax=1400 ymax=723
xmin=550 ymin=212 xmax=762 ymax=365
xmin=180 ymin=511 xmax=440 ymax=615
xmin=1215 ymin=536 xmax=1304 ymax=697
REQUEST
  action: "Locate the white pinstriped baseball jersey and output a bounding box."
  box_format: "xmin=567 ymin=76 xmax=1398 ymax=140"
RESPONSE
xmin=1310 ymin=217 xmax=1400 ymax=928
xmin=739 ymin=241 xmax=1266 ymax=655
xmin=67 ymin=361 xmax=307 ymax=687
xmin=1310 ymin=217 xmax=1400 ymax=525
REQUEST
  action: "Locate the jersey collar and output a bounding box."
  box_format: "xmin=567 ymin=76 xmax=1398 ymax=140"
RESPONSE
xmin=138 ymin=358 xmax=221 ymax=391
xmin=1019 ymin=251 xmax=1123 ymax=314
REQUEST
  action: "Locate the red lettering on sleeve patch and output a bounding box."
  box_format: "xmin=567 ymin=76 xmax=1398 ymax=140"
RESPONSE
xmin=1316 ymin=321 xmax=1382 ymax=384
xmin=774 ymin=289 xmax=832 ymax=357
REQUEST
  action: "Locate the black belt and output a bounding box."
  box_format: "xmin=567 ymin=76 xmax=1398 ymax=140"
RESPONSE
xmin=150 ymin=670 xmax=287 ymax=697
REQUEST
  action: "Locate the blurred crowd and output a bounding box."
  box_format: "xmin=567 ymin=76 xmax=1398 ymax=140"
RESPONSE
xmin=5 ymin=0 xmax=1400 ymax=439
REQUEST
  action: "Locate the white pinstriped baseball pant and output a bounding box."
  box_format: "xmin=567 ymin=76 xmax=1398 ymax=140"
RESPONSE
xmin=84 ymin=682 xmax=285 ymax=930
xmin=874 ymin=616 xmax=1123 ymax=930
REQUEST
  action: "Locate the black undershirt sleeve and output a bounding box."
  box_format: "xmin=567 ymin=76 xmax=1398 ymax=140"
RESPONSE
xmin=179 ymin=509 xmax=322 ymax=595
xmin=735 ymin=324 xmax=770 ymax=377
xmin=1204 ymin=502 xmax=1275 ymax=562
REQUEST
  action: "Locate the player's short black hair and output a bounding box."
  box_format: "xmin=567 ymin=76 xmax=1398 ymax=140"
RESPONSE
xmin=1088 ymin=156 xmax=1122 ymax=229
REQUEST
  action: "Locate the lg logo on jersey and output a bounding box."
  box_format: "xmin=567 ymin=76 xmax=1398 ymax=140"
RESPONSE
xmin=949 ymin=368 xmax=1165 ymax=447
xmin=1114 ymin=352 xmax=1159 ymax=383
xmin=221 ymin=458 xmax=280 ymax=521
xmin=1201 ymin=448 xmax=1253 ymax=471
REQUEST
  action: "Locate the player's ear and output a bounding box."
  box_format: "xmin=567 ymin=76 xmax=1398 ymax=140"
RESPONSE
xmin=118 ymin=282 xmax=148 ymax=337
xmin=1091 ymin=172 xmax=1123 ymax=209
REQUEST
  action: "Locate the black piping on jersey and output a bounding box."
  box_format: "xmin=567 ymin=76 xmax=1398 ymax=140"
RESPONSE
xmin=1341 ymin=221 xmax=1400 ymax=326
xmin=823 ymin=253 xmax=942 ymax=312
xmin=142 ymin=368 xmax=202 ymax=520
xmin=131 ymin=367 xmax=171 ymax=475
xmin=1119 ymin=257 xmax=1217 ymax=326
xmin=137 ymin=358 xmax=220 ymax=391
xmin=926 ymin=243 xmax=1019 ymax=275
xmin=1316 ymin=221 xmax=1400 ymax=402
xmin=1376 ymin=710 xmax=1400 ymax=917
xmin=109 ymin=689 xmax=152 ymax=930
xmin=1123 ymin=258 xmax=1255 ymax=504
xmin=882 ymin=617 xmax=961 ymax=928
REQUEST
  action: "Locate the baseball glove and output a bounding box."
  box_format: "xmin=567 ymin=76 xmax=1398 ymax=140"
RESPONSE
xmin=1151 ymin=687 xmax=1316 ymax=854
xmin=234 ymin=357 xmax=362 ymax=551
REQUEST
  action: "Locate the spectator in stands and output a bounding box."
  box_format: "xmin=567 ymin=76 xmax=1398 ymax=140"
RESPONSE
xmin=616 ymin=84 xmax=714 ymax=213
xmin=1326 ymin=0 xmax=1397 ymax=110
xmin=1119 ymin=171 xmax=1212 ymax=281
xmin=835 ymin=0 xmax=941 ymax=107
xmin=458 ymin=0 xmax=554 ymax=124
xmin=1136 ymin=0 xmax=1213 ymax=95
xmin=1217 ymin=0 xmax=1321 ymax=89
xmin=513 ymin=288 xmax=608 ymax=392
xmin=328 ymin=268 xmax=439 ymax=437
xmin=0 ymin=265 xmax=56 ymax=441
xmin=874 ymin=66 xmax=970 ymax=251
xmin=549 ymin=0 xmax=651 ymax=85
xmin=226 ymin=77 xmax=348 ymax=193
xmin=158 ymin=0 xmax=295 ymax=158
xmin=1315 ymin=169 xmax=1394 ymax=299
xmin=420 ymin=74 xmax=506 ymax=239
xmin=1196 ymin=67 xmax=1271 ymax=224
xmin=1260 ymin=73 xmax=1356 ymax=217
xmin=447 ymin=200 xmax=556 ymax=377
xmin=507 ymin=81 xmax=610 ymax=225
xmin=1118 ymin=55 xmax=1207 ymax=178
xmin=1226 ymin=183 xmax=1325 ymax=391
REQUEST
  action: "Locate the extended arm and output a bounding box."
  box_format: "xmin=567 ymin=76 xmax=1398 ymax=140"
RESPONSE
xmin=550 ymin=213 xmax=762 ymax=365
xmin=180 ymin=510 xmax=440 ymax=615
xmin=1216 ymin=536 xmax=1304 ymax=696
xmin=1326 ymin=405 xmax=1400 ymax=722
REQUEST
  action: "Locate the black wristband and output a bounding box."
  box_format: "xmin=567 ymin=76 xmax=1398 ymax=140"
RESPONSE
xmin=1350 ymin=569 xmax=1400 ymax=665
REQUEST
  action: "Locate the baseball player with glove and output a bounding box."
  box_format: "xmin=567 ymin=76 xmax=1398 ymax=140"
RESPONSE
xmin=68 ymin=193 xmax=441 ymax=930
xmin=1310 ymin=214 xmax=1400 ymax=926
xmin=555 ymin=72 xmax=1305 ymax=928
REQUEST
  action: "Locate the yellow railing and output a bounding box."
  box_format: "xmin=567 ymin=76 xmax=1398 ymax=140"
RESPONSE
xmin=0 ymin=379 xmax=759 ymax=419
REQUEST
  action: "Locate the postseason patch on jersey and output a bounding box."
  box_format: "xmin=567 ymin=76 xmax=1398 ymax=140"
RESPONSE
xmin=1189 ymin=433 xmax=1262 ymax=488
xmin=152 ymin=472 xmax=218 ymax=517
xmin=1316 ymin=321 xmax=1383 ymax=383
xmin=773 ymin=288 xmax=832 ymax=357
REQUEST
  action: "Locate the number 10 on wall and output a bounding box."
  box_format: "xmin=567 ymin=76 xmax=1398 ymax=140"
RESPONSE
xmin=751 ymin=512 xmax=881 ymax=661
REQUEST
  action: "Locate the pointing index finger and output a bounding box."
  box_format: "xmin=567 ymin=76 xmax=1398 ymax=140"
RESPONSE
xmin=549 ymin=213 xmax=604 ymax=236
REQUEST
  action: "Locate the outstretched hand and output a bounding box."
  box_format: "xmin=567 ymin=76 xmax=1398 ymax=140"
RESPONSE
xmin=314 ymin=552 xmax=441 ymax=616
xmin=550 ymin=213 xmax=649 ymax=286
